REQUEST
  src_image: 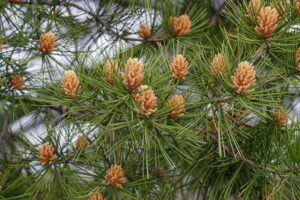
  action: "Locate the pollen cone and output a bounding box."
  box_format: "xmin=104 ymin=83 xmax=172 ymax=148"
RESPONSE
xmin=254 ymin=6 xmax=279 ymax=38
xmin=232 ymin=61 xmax=256 ymax=94
xmin=39 ymin=31 xmax=57 ymax=54
xmin=170 ymin=55 xmax=188 ymax=81
xmin=138 ymin=24 xmax=151 ymax=40
xmin=166 ymin=95 xmax=185 ymax=119
xmin=133 ymin=85 xmax=157 ymax=116
xmin=168 ymin=14 xmax=191 ymax=36
xmin=105 ymin=164 xmax=125 ymax=189
xmin=38 ymin=142 xmax=55 ymax=165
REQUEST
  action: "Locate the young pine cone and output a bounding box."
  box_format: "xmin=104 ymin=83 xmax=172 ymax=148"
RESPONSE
xmin=133 ymin=85 xmax=157 ymax=116
xmin=255 ymin=6 xmax=279 ymax=38
xmin=105 ymin=164 xmax=125 ymax=189
xmin=9 ymin=0 xmax=22 ymax=3
xmin=246 ymin=0 xmax=261 ymax=20
xmin=75 ymin=136 xmax=89 ymax=151
xmin=138 ymin=24 xmax=151 ymax=40
xmin=166 ymin=95 xmax=185 ymax=119
xmin=38 ymin=143 xmax=55 ymax=165
xmin=60 ymin=70 xmax=80 ymax=97
xmin=210 ymin=53 xmax=228 ymax=77
xmin=168 ymin=14 xmax=191 ymax=37
xmin=232 ymin=61 xmax=256 ymax=94
xmin=122 ymin=58 xmax=144 ymax=91
xmin=89 ymin=191 xmax=104 ymax=200
xmin=10 ymin=75 xmax=24 ymax=90
xmin=103 ymin=60 xmax=119 ymax=84
xmin=295 ymin=0 xmax=300 ymax=15
xmin=272 ymin=109 xmax=288 ymax=127
xmin=170 ymin=55 xmax=189 ymax=81
xmin=39 ymin=31 xmax=56 ymax=54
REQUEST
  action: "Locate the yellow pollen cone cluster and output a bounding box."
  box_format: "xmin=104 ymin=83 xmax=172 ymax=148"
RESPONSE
xmin=38 ymin=142 xmax=55 ymax=165
xmin=122 ymin=58 xmax=144 ymax=91
xmin=103 ymin=60 xmax=119 ymax=84
xmin=168 ymin=14 xmax=191 ymax=37
xmin=10 ymin=75 xmax=24 ymax=90
xmin=60 ymin=70 xmax=80 ymax=97
xmin=40 ymin=31 xmax=56 ymax=54
xmin=166 ymin=94 xmax=185 ymax=119
xmin=272 ymin=109 xmax=288 ymax=127
xmin=210 ymin=53 xmax=228 ymax=77
xmin=89 ymin=191 xmax=104 ymax=200
xmin=232 ymin=61 xmax=256 ymax=94
xmin=105 ymin=164 xmax=125 ymax=189
xmin=133 ymin=85 xmax=157 ymax=116
xmin=170 ymin=55 xmax=189 ymax=81
xmin=246 ymin=0 xmax=261 ymax=21
xmin=254 ymin=6 xmax=279 ymax=38
xmin=138 ymin=24 xmax=151 ymax=40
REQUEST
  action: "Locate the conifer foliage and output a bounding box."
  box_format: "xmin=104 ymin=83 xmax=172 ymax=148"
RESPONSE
xmin=1 ymin=0 xmax=300 ymax=199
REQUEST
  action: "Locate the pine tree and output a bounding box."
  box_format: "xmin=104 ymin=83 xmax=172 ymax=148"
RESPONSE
xmin=1 ymin=0 xmax=300 ymax=199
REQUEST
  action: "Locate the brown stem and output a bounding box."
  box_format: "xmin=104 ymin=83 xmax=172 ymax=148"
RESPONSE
xmin=251 ymin=41 xmax=271 ymax=66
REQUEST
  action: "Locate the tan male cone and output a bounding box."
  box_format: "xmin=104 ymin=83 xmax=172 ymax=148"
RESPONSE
xmin=133 ymin=85 xmax=157 ymax=116
xmin=39 ymin=31 xmax=56 ymax=54
xmin=89 ymin=191 xmax=104 ymax=200
xmin=166 ymin=95 xmax=185 ymax=119
xmin=105 ymin=164 xmax=125 ymax=189
xmin=255 ymin=6 xmax=279 ymax=38
xmin=38 ymin=143 xmax=55 ymax=165
xmin=60 ymin=70 xmax=80 ymax=97
xmin=232 ymin=61 xmax=256 ymax=94
xmin=168 ymin=14 xmax=191 ymax=36
xmin=272 ymin=109 xmax=288 ymax=127
xmin=138 ymin=24 xmax=151 ymax=40
xmin=122 ymin=58 xmax=144 ymax=91
xmin=210 ymin=53 xmax=228 ymax=77
xmin=170 ymin=55 xmax=188 ymax=81
xmin=10 ymin=75 xmax=24 ymax=90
